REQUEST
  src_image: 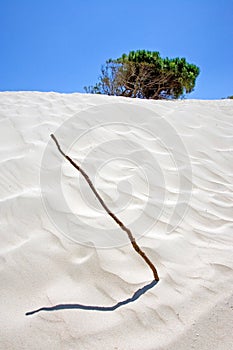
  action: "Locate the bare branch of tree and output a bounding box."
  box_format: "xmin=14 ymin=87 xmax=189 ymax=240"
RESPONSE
xmin=51 ymin=133 xmax=159 ymax=281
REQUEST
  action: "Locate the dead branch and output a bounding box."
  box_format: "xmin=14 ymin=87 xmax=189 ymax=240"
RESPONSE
xmin=51 ymin=134 xmax=159 ymax=281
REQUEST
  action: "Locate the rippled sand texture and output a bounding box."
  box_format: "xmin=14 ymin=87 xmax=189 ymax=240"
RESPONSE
xmin=0 ymin=92 xmax=233 ymax=350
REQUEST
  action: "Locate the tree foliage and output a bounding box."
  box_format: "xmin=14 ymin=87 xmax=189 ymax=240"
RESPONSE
xmin=84 ymin=50 xmax=200 ymax=99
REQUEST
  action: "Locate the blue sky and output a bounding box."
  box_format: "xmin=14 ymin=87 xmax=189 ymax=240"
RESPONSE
xmin=1 ymin=0 xmax=233 ymax=99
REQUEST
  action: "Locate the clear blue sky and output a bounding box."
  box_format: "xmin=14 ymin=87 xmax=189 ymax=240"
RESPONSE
xmin=1 ymin=0 xmax=233 ymax=99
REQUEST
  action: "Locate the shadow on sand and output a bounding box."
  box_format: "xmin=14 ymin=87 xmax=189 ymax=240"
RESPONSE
xmin=26 ymin=279 xmax=158 ymax=316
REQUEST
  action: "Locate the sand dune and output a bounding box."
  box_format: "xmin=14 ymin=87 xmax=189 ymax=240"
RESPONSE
xmin=0 ymin=92 xmax=233 ymax=349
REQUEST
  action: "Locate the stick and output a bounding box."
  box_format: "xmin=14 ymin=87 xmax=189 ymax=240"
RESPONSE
xmin=51 ymin=134 xmax=159 ymax=281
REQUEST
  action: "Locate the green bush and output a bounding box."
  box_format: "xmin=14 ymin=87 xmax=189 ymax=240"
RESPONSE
xmin=85 ymin=50 xmax=200 ymax=99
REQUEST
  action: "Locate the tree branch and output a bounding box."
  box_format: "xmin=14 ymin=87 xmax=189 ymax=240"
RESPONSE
xmin=51 ymin=134 xmax=159 ymax=281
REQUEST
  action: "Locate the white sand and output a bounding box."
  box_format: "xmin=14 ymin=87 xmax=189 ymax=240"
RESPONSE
xmin=0 ymin=91 xmax=233 ymax=349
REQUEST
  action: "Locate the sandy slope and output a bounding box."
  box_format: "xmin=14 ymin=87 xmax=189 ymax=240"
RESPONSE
xmin=0 ymin=91 xmax=233 ymax=349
